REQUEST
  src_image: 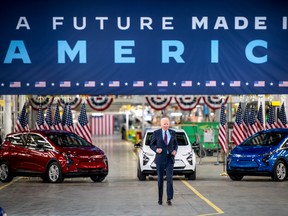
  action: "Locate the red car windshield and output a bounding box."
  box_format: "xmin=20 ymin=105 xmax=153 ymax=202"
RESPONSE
xmin=45 ymin=132 xmax=92 ymax=147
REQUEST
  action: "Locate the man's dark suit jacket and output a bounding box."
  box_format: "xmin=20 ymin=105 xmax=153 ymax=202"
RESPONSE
xmin=149 ymin=129 xmax=178 ymax=165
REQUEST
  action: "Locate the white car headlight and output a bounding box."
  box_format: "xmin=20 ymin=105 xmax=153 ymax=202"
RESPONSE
xmin=182 ymin=151 xmax=194 ymax=156
xmin=143 ymin=152 xmax=154 ymax=157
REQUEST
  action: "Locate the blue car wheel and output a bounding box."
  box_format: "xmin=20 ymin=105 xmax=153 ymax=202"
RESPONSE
xmin=228 ymin=173 xmax=244 ymax=181
xmin=272 ymin=160 xmax=287 ymax=181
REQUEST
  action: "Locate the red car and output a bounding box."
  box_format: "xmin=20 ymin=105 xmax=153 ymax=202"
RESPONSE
xmin=0 ymin=130 xmax=108 ymax=183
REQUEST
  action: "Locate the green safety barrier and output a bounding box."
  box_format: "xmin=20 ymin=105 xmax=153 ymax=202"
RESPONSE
xmin=181 ymin=122 xmax=220 ymax=150
xmin=127 ymin=129 xmax=142 ymax=144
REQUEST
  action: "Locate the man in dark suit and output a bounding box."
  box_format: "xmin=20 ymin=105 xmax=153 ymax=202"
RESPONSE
xmin=150 ymin=117 xmax=178 ymax=206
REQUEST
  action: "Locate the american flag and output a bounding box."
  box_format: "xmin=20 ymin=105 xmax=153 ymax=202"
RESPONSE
xmin=205 ymin=80 xmax=216 ymax=87
xmin=181 ymin=81 xmax=192 ymax=87
xmin=84 ymin=81 xmax=95 ymax=87
xmin=75 ymin=103 xmax=92 ymax=143
xmin=276 ymin=103 xmax=288 ymax=128
xmin=14 ymin=103 xmax=29 ymax=132
xmin=60 ymin=81 xmax=71 ymax=87
xmin=133 ymin=81 xmax=144 ymax=87
xmin=35 ymin=105 xmax=46 ymax=130
xmin=229 ymin=81 xmax=241 ymax=87
xmin=243 ymin=105 xmax=250 ymax=138
xmin=61 ymin=104 xmax=68 ymax=128
xmin=279 ymin=81 xmax=288 ymax=87
xmin=65 ymin=105 xmax=74 ymax=132
xmin=90 ymin=114 xmax=115 ymax=136
xmin=218 ymin=104 xmax=228 ymax=153
xmin=266 ymin=105 xmax=276 ymax=129
xmin=35 ymin=81 xmax=46 ymax=88
xmin=232 ymin=103 xmax=245 ymax=146
xmin=10 ymin=81 xmax=21 ymax=88
xmin=52 ymin=103 xmax=63 ymax=130
xmin=157 ymin=81 xmax=168 ymax=87
xmin=109 ymin=81 xmax=120 ymax=87
xmin=254 ymin=81 xmax=265 ymax=87
xmin=256 ymin=103 xmax=265 ymax=131
xmin=44 ymin=104 xmax=53 ymax=130
xmin=248 ymin=106 xmax=258 ymax=137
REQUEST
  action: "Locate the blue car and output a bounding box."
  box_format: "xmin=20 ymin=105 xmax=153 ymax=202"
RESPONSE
xmin=227 ymin=128 xmax=288 ymax=181
xmin=0 ymin=207 xmax=7 ymax=216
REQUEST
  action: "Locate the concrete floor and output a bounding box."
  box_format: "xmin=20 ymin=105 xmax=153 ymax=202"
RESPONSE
xmin=1 ymin=135 xmax=288 ymax=216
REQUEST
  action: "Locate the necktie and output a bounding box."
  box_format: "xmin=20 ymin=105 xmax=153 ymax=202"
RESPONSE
xmin=164 ymin=131 xmax=167 ymax=145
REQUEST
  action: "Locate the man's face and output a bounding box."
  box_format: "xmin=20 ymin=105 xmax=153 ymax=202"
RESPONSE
xmin=161 ymin=118 xmax=169 ymax=131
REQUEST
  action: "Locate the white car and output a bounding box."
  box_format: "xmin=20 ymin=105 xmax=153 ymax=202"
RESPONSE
xmin=135 ymin=128 xmax=196 ymax=180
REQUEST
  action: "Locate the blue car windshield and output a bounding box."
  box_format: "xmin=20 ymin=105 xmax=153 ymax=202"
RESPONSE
xmin=241 ymin=132 xmax=286 ymax=147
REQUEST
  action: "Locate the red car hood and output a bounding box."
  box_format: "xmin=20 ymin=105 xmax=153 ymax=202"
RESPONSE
xmin=61 ymin=146 xmax=104 ymax=156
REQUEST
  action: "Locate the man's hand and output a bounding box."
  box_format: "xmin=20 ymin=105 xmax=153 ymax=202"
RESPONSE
xmin=171 ymin=150 xmax=177 ymax=156
xmin=156 ymin=148 xmax=162 ymax=154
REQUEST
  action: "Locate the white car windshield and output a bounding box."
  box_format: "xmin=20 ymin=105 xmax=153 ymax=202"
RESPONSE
xmin=145 ymin=132 xmax=189 ymax=146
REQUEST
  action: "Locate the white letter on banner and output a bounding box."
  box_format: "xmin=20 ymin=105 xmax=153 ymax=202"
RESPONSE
xmin=140 ymin=17 xmax=153 ymax=30
xmin=283 ymin=17 xmax=287 ymax=30
xmin=117 ymin=17 xmax=130 ymax=30
xmin=235 ymin=17 xmax=248 ymax=30
xmin=255 ymin=17 xmax=267 ymax=30
xmin=95 ymin=17 xmax=108 ymax=30
xmin=191 ymin=17 xmax=208 ymax=29
xmin=58 ymin=40 xmax=86 ymax=63
xmin=53 ymin=17 xmax=64 ymax=30
xmin=245 ymin=40 xmax=267 ymax=64
xmin=114 ymin=40 xmax=135 ymax=63
xmin=214 ymin=17 xmax=228 ymax=29
xmin=16 ymin=17 xmax=30 ymax=30
xmin=211 ymin=40 xmax=219 ymax=63
xmin=4 ymin=40 xmax=31 ymax=64
xmin=162 ymin=40 xmax=185 ymax=63
xmin=162 ymin=17 xmax=174 ymax=30
xmin=73 ymin=17 xmax=86 ymax=30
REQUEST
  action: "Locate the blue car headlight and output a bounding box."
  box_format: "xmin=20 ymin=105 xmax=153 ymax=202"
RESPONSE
xmin=260 ymin=151 xmax=275 ymax=165
xmin=226 ymin=153 xmax=239 ymax=163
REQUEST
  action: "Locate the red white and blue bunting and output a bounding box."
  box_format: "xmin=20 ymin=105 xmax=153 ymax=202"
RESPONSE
xmin=146 ymin=96 xmax=172 ymax=111
xmin=59 ymin=96 xmax=82 ymax=109
xmin=87 ymin=95 xmax=114 ymax=111
xmin=29 ymin=95 xmax=54 ymax=110
xmin=202 ymin=95 xmax=229 ymax=110
xmin=174 ymin=96 xmax=201 ymax=111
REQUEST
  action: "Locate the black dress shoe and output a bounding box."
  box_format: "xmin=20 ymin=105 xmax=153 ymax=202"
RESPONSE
xmin=158 ymin=201 xmax=162 ymax=205
xmin=167 ymin=200 xmax=172 ymax=206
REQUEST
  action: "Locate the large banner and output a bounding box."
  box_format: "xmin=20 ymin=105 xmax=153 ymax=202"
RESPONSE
xmin=0 ymin=0 xmax=287 ymax=95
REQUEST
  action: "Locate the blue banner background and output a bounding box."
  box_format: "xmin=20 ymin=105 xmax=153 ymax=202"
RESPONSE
xmin=0 ymin=0 xmax=287 ymax=95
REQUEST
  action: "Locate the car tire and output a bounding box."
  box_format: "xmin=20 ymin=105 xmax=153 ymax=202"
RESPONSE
xmin=0 ymin=161 xmax=14 ymax=183
xmin=46 ymin=162 xmax=64 ymax=183
xmin=228 ymin=174 xmax=243 ymax=181
xmin=185 ymin=169 xmax=196 ymax=180
xmin=137 ymin=161 xmax=146 ymax=181
xmin=90 ymin=175 xmax=106 ymax=182
xmin=272 ymin=160 xmax=287 ymax=181
xmin=197 ymin=149 xmax=206 ymax=158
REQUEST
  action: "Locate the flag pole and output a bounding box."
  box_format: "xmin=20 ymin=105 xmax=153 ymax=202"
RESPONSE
xmin=219 ymin=100 xmax=228 ymax=177
xmin=220 ymin=141 xmax=228 ymax=176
